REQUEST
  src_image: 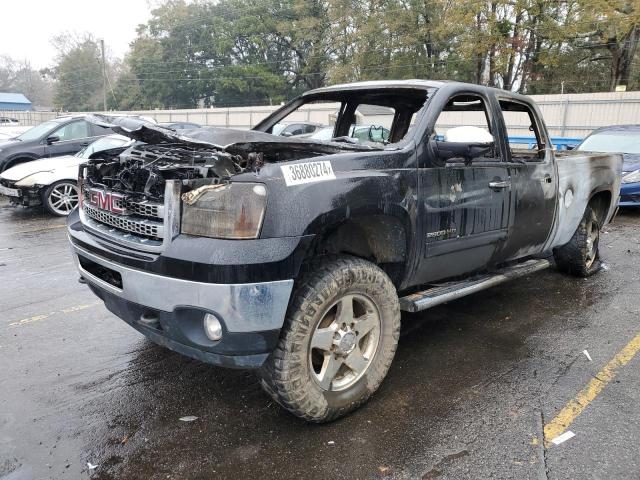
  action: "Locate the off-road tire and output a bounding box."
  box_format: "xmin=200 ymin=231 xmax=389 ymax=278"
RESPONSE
xmin=553 ymin=205 xmax=602 ymax=277
xmin=259 ymin=255 xmax=400 ymax=422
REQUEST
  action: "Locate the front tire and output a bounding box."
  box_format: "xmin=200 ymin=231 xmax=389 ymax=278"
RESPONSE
xmin=260 ymin=256 xmax=400 ymax=422
xmin=43 ymin=180 xmax=79 ymax=216
xmin=553 ymin=205 xmax=602 ymax=277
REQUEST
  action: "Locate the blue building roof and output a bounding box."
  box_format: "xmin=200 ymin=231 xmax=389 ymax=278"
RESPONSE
xmin=0 ymin=92 xmax=31 ymax=104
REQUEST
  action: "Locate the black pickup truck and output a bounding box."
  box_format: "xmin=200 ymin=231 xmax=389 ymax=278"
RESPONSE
xmin=67 ymin=80 xmax=621 ymax=422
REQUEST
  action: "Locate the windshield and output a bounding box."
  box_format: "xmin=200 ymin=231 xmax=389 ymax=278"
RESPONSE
xmin=16 ymin=121 xmax=61 ymax=142
xmin=577 ymin=132 xmax=640 ymax=154
xmin=76 ymin=136 xmax=129 ymax=159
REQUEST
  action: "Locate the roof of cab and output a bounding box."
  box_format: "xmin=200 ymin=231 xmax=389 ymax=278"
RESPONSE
xmin=304 ymin=79 xmax=448 ymax=95
xmin=303 ymin=80 xmax=537 ymax=104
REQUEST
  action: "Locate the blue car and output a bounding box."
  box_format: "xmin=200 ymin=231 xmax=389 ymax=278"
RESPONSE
xmin=576 ymin=125 xmax=640 ymax=207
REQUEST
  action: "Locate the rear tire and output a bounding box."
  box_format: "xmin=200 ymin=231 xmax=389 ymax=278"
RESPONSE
xmin=553 ymin=205 xmax=602 ymax=277
xmin=259 ymin=255 xmax=400 ymax=422
xmin=43 ymin=180 xmax=79 ymax=216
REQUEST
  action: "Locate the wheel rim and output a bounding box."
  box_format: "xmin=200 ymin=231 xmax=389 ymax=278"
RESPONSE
xmin=308 ymin=293 xmax=381 ymax=392
xmin=48 ymin=183 xmax=79 ymax=215
xmin=585 ymin=217 xmax=599 ymax=268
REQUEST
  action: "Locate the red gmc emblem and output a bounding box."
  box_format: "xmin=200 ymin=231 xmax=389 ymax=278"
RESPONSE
xmin=87 ymin=189 xmax=127 ymax=214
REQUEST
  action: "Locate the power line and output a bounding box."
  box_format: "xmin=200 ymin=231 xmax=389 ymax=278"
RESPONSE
xmin=54 ymin=8 xmax=623 ymax=79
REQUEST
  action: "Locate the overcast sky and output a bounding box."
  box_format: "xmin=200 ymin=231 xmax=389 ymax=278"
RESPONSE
xmin=0 ymin=0 xmax=153 ymax=69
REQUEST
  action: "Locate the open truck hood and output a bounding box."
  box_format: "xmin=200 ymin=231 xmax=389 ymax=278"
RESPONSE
xmin=86 ymin=114 xmax=381 ymax=156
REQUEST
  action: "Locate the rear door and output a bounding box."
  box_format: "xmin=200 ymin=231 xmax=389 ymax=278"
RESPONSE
xmin=495 ymin=98 xmax=557 ymax=260
xmin=414 ymin=91 xmax=512 ymax=284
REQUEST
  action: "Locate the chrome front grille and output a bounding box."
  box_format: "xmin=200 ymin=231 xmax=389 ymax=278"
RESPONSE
xmin=113 ymin=198 xmax=164 ymax=219
xmin=83 ymin=203 xmax=164 ymax=239
xmin=79 ymin=181 xmax=181 ymax=253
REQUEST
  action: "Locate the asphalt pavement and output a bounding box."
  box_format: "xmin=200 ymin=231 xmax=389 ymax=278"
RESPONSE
xmin=1 ymin=198 xmax=639 ymax=480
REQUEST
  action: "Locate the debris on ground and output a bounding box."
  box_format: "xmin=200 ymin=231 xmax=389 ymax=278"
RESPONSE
xmin=378 ymin=465 xmax=391 ymax=475
xmin=551 ymin=431 xmax=575 ymax=445
xmin=179 ymin=416 xmax=198 ymax=422
xmin=327 ymin=440 xmax=335 ymax=445
xmin=583 ymin=350 xmax=593 ymax=362
xmin=87 ymin=462 xmax=98 ymax=470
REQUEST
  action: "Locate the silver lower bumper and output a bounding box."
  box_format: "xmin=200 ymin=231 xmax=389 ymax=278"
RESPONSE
xmin=71 ymin=244 xmax=294 ymax=333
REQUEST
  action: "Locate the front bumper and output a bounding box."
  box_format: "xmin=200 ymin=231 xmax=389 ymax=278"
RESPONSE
xmin=0 ymin=181 xmax=42 ymax=207
xmin=619 ymin=182 xmax=640 ymax=206
xmin=70 ymin=242 xmax=294 ymax=369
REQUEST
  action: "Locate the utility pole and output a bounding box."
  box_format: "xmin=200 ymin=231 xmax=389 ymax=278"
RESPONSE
xmin=100 ymin=39 xmax=107 ymax=112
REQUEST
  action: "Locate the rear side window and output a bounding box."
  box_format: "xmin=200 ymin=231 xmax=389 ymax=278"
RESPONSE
xmin=499 ymin=100 xmax=544 ymax=161
xmin=91 ymin=124 xmax=113 ymax=136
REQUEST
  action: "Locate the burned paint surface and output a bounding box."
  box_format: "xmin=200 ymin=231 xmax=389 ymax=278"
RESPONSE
xmin=69 ymin=81 xmax=622 ymax=370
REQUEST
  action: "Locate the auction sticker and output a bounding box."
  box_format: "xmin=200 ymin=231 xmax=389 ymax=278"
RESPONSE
xmin=281 ymin=161 xmax=336 ymax=186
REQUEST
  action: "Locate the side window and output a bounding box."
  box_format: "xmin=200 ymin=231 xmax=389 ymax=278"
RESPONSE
xmin=499 ymin=100 xmax=544 ymax=162
xmin=283 ymin=124 xmax=304 ymax=136
xmin=434 ymin=95 xmax=495 ymax=143
xmin=91 ymin=124 xmax=113 ymax=136
xmin=431 ymin=94 xmax=498 ymax=163
xmin=54 ymin=120 xmax=90 ymax=141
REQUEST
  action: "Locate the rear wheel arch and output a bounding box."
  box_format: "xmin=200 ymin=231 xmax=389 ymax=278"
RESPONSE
xmin=588 ymin=190 xmax=612 ymax=223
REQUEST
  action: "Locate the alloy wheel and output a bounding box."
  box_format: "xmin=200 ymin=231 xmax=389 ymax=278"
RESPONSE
xmin=308 ymin=293 xmax=381 ymax=391
xmin=48 ymin=182 xmax=79 ymax=215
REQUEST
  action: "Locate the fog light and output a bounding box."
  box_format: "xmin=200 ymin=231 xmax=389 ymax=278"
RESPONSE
xmin=204 ymin=313 xmax=223 ymax=341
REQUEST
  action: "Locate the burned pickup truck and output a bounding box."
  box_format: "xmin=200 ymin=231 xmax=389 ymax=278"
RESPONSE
xmin=68 ymin=80 xmax=621 ymax=422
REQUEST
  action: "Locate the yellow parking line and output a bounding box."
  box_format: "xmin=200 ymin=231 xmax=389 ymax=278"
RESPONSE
xmin=9 ymin=301 xmax=101 ymax=326
xmin=543 ymin=332 xmax=640 ymax=445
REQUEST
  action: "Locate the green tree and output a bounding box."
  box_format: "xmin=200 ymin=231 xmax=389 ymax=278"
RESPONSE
xmin=52 ymin=34 xmax=103 ymax=110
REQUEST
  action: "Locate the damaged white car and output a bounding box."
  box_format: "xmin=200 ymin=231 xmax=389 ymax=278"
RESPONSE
xmin=0 ymin=134 xmax=133 ymax=216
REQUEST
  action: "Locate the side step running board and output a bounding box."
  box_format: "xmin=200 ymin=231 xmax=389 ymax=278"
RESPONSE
xmin=399 ymin=259 xmax=551 ymax=313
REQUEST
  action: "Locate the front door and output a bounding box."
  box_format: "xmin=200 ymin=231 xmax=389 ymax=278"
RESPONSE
xmin=413 ymin=91 xmax=511 ymax=285
xmin=45 ymin=119 xmax=93 ymax=157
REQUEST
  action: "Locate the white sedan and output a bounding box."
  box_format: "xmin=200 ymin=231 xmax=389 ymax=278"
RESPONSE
xmin=0 ymin=134 xmax=133 ymax=216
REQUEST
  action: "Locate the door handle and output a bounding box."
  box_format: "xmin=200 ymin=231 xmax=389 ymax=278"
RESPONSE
xmin=488 ymin=180 xmax=511 ymax=189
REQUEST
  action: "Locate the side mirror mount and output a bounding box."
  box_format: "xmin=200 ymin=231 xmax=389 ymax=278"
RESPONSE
xmin=281 ymin=131 xmax=293 ymax=137
xmin=430 ymin=138 xmax=494 ymax=164
xmin=46 ymin=135 xmax=60 ymax=145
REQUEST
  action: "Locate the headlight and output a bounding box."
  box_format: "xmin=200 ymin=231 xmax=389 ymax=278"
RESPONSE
xmin=181 ymin=182 xmax=267 ymax=239
xmin=621 ymin=169 xmax=640 ymax=184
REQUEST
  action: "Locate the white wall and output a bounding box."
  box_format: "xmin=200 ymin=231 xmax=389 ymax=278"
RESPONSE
xmin=3 ymin=91 xmax=639 ymax=139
